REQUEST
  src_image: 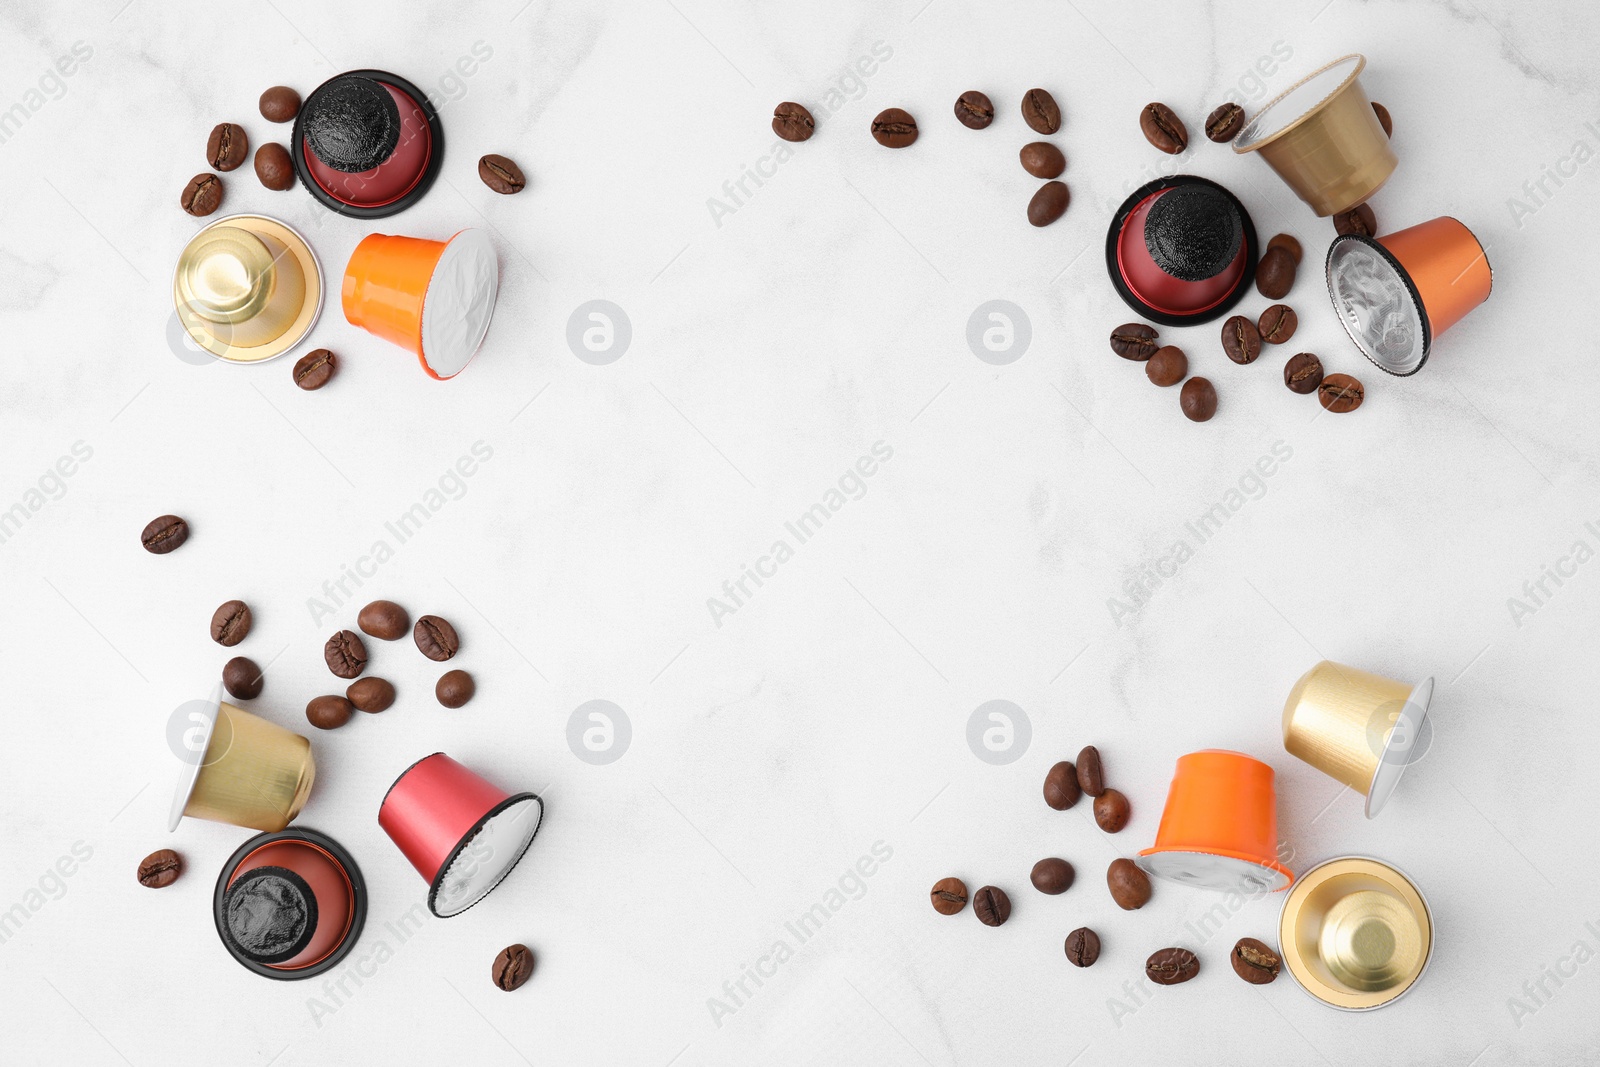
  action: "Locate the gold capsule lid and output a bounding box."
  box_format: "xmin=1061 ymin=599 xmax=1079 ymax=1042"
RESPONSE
xmin=172 ymin=213 xmax=324 ymax=363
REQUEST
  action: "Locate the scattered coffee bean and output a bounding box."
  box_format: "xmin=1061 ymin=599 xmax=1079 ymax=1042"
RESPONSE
xmin=771 ymin=101 xmax=815 ymax=142
xmin=1318 ymin=372 xmax=1365 ymax=413
xmin=437 ymin=669 xmax=475 ymax=708
xmin=954 ymin=90 xmax=994 ymax=130
xmin=1146 ymin=345 xmax=1187 ymax=386
xmin=206 ymin=122 xmax=249 ymax=171
xmin=1232 ymin=937 xmax=1281 ymax=984
xmin=141 ymin=514 xmax=189 ymax=554
xmin=137 ymin=849 xmax=182 ymax=889
xmin=493 ymin=944 xmax=534 ymax=991
xmin=1180 ymin=377 xmax=1218 ymax=422
xmin=292 ymin=348 xmax=336 ymax=390
xmin=931 ymin=877 xmax=968 ymax=915
xmin=1284 ymin=352 xmax=1324 ymax=394
xmin=1146 ymin=947 xmax=1200 ymax=985
xmin=210 ymin=600 xmax=252 ymax=646
xmin=1107 ymin=858 xmax=1151 ymax=910
xmin=478 ymin=153 xmax=526 ymax=195
xmin=414 ymin=615 xmax=460 ymax=661
xmin=306 ymin=695 xmax=353 ymax=730
xmin=1020 ymin=88 xmax=1061 ymax=134
xmin=260 ymin=85 xmax=301 ymax=123
xmin=870 ymin=107 xmax=918 ymax=148
xmin=347 ymin=676 xmax=396 ymax=713
xmin=181 ymin=173 xmax=222 ymax=217
xmin=1221 ymin=315 xmax=1262 ymax=365
xmin=1030 ymin=858 xmax=1075 ymax=895
xmin=1372 ymin=101 xmax=1392 ymax=138
xmin=1109 ymin=322 xmax=1159 ymax=361
xmin=973 ymin=885 xmax=1011 ymax=926
xmin=1076 ymin=746 xmax=1105 ymax=797
xmin=1019 ymin=141 xmax=1065 ymax=179
xmin=1140 ymin=102 xmax=1188 ymax=154
xmin=324 ymin=630 xmax=368 ymax=679
xmin=1334 ymin=202 xmax=1377 ymax=237
xmin=1043 ymin=761 xmax=1081 ymax=810
xmin=1258 ymin=304 xmax=1298 ymax=345
xmin=254 ymin=143 xmax=295 ymax=191
xmin=1205 ymin=102 xmax=1245 ymax=143
xmin=359 ymin=600 xmax=410 ymax=640
xmin=1027 ymin=181 xmax=1070 ymax=227
xmin=223 ymin=656 xmax=264 ymax=700
xmin=1255 ymin=245 xmax=1297 ymax=299
xmin=1094 ymin=789 xmax=1130 ymax=833
xmin=1065 ymin=927 xmax=1101 ymax=968
xmin=1267 ymin=233 xmax=1303 ymax=264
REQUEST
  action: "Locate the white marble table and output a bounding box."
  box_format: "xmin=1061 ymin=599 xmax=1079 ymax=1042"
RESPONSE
xmin=2 ymin=1 xmax=1597 ymax=1064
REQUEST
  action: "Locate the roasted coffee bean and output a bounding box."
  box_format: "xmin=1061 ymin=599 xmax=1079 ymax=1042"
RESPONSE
xmin=1232 ymin=937 xmax=1281 ymax=984
xmin=771 ymin=101 xmax=815 ymax=142
xmin=954 ymin=90 xmax=994 ymax=130
xmin=1076 ymin=746 xmax=1105 ymax=796
xmin=206 ymin=122 xmax=248 ymax=171
xmin=478 ymin=153 xmax=526 ymax=194
xmin=181 ymin=173 xmax=222 ymax=217
xmin=1019 ymin=141 xmax=1065 ymax=179
xmin=1107 ymin=858 xmax=1151 ymax=910
xmin=223 ymin=656 xmax=264 ymax=700
xmin=1180 ymin=377 xmax=1218 ymax=422
xmin=324 ymin=629 xmax=368 ymax=678
xmin=293 ymin=348 xmax=336 ymax=390
xmin=1205 ymin=102 xmax=1245 ymax=143
xmin=1140 ymin=102 xmax=1188 ymax=154
xmin=1334 ymin=202 xmax=1377 ymax=237
xmin=1027 ymin=181 xmax=1070 ymax=227
xmin=870 ymin=107 xmax=918 ymax=148
xmin=414 ymin=615 xmax=460 ymax=660
xmin=437 ymin=669 xmax=475 ymax=708
xmin=1043 ymin=761 xmax=1081 ymax=810
xmin=254 ymin=143 xmax=295 ymax=191
xmin=210 ymin=600 xmax=252 ymax=645
xmin=1318 ymin=372 xmax=1364 ymax=413
xmin=493 ymin=944 xmax=534 ymax=991
xmin=1146 ymin=345 xmax=1187 ymax=387
xmin=1065 ymin=927 xmax=1101 ymax=967
xmin=260 ymin=85 xmax=301 ymax=123
xmin=931 ymin=877 xmax=968 ymax=915
xmin=973 ymin=885 xmax=1011 ymax=926
xmin=1094 ymin=789 xmax=1130 ymax=833
xmin=1146 ymin=947 xmax=1200 ymax=985
xmin=1372 ymin=101 xmax=1392 ymax=137
xmin=358 ymin=600 xmax=410 ymax=641
xmin=1284 ymin=352 xmax=1324 ymax=394
xmin=1258 ymin=304 xmax=1298 ymax=345
xmin=1109 ymin=323 xmax=1159 ymax=361
xmin=1030 ymin=857 xmax=1075 ymax=895
xmin=1221 ymin=315 xmax=1262 ymax=365
xmin=347 ymin=676 xmax=395 ymax=713
xmin=1021 ymin=88 xmax=1061 ymax=134
xmin=306 ymin=695 xmax=353 ymax=730
xmin=1267 ymin=233 xmax=1303 ymax=264
xmin=141 ymin=514 xmax=189 ymax=554
xmin=137 ymin=849 xmax=182 ymax=889
xmin=1255 ymin=245 xmax=1297 ymax=299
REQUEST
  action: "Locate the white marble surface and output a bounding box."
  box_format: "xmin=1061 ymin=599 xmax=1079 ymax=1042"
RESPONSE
xmin=2 ymin=1 xmax=1598 ymax=1064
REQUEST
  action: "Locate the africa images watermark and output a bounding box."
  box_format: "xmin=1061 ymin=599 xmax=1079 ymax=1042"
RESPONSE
xmin=0 ymin=439 xmax=93 ymax=548
xmin=1505 ymin=117 xmax=1600 ymax=230
xmin=306 ymin=902 xmax=431 ymax=1027
xmin=1504 ymin=519 xmax=1600 ymax=629
xmin=0 ymin=40 xmax=93 ymax=147
xmin=0 ymin=840 xmax=94 ymax=948
xmin=1505 ymin=916 xmax=1600 ymax=1029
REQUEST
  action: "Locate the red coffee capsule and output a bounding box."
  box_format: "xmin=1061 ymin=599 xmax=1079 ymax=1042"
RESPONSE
xmin=1106 ymin=175 xmax=1259 ymax=327
xmin=212 ymin=828 xmax=366 ymax=981
xmin=291 ymin=69 xmax=444 ymax=218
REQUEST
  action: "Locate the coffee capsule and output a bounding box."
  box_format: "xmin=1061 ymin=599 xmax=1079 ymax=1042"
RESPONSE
xmin=1232 ymin=55 xmax=1396 ymax=217
xmin=1282 ymin=661 xmax=1434 ymax=818
xmin=291 ymin=69 xmax=443 ymax=217
xmin=1137 ymin=750 xmax=1294 ymax=893
xmin=1326 ymin=216 xmax=1492 ymax=375
xmin=1105 ymin=175 xmax=1258 ymax=326
xmin=378 ymin=753 xmax=543 ymax=917
xmin=1279 ymin=856 xmax=1433 ymax=1010
xmin=213 ymin=828 xmax=367 ymax=980
xmin=342 ymin=229 xmax=499 ymax=380
xmin=172 ymin=213 xmax=323 ymax=363
xmin=169 ymin=684 xmax=315 ymax=833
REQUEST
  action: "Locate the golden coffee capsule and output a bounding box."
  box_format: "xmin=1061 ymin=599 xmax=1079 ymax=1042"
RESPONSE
xmin=173 ymin=213 xmax=324 ymax=362
xmin=169 ymin=685 xmax=316 ymax=833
